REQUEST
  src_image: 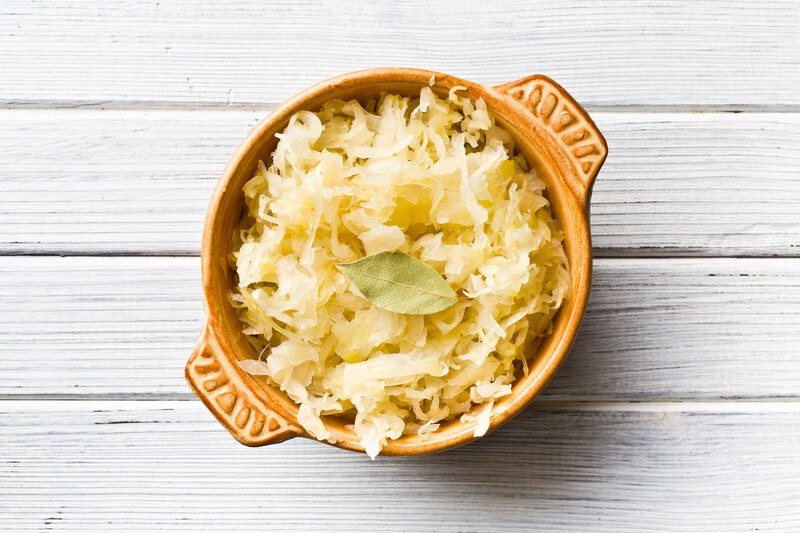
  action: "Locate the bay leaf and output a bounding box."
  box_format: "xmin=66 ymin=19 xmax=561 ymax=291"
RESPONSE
xmin=335 ymin=251 xmax=459 ymax=315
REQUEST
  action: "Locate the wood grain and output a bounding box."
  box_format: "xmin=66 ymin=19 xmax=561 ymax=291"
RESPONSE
xmin=3 ymin=1 xmax=800 ymax=525
xmin=1 ymin=256 xmax=797 ymax=399
xmin=1 ymin=1 xmax=799 ymax=109
xmin=1 ymin=400 xmax=798 ymax=531
xmin=2 ymin=110 xmax=799 ymax=256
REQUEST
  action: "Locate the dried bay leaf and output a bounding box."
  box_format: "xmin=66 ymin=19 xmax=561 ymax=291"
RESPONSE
xmin=336 ymin=251 xmax=459 ymax=315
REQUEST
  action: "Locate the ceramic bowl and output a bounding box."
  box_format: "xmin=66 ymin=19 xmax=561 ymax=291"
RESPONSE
xmin=185 ymin=68 xmax=607 ymax=456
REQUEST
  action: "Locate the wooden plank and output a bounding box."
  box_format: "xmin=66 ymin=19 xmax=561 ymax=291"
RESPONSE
xmin=1 ymin=400 xmax=798 ymax=531
xmin=0 ymin=109 xmax=250 ymax=255
xmin=1 ymin=1 xmax=799 ymax=109
xmin=2 ymin=110 xmax=799 ymax=256
xmin=1 ymin=256 xmax=798 ymax=399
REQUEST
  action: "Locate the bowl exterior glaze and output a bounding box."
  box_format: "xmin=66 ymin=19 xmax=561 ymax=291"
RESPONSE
xmin=185 ymin=68 xmax=607 ymax=456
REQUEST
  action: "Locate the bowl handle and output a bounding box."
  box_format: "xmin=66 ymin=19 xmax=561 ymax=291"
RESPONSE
xmin=185 ymin=323 xmax=301 ymax=446
xmin=493 ymin=75 xmax=607 ymax=204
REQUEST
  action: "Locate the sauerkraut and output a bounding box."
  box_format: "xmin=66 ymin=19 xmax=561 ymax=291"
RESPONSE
xmin=230 ymin=86 xmax=570 ymax=458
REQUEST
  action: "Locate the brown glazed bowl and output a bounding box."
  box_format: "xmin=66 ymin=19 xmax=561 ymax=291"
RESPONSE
xmin=185 ymin=68 xmax=607 ymax=456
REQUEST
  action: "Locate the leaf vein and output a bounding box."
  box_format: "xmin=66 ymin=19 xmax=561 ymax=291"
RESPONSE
xmin=349 ymin=269 xmax=457 ymax=300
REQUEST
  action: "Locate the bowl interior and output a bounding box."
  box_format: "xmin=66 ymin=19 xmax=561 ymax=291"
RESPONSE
xmin=204 ymin=70 xmax=591 ymax=454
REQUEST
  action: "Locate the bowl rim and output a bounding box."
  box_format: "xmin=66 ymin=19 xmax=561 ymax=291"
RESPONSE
xmin=195 ymin=67 xmax=605 ymax=456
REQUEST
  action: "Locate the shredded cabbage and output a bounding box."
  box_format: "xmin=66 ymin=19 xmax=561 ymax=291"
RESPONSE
xmin=231 ymin=87 xmax=570 ymax=458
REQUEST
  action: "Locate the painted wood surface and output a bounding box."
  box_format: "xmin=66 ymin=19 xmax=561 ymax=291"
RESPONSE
xmin=1 ymin=0 xmax=799 ymax=109
xmin=3 ymin=0 xmax=800 ymax=529
xmin=1 ymin=400 xmax=799 ymax=531
xmin=3 ymin=110 xmax=799 ymax=256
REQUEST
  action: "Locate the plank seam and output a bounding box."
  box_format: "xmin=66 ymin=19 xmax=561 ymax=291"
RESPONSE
xmin=4 ymin=102 xmax=800 ymax=113
xmin=2 ymin=396 xmax=800 ymax=409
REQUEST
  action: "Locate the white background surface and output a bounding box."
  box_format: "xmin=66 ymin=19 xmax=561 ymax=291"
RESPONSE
xmin=1 ymin=1 xmax=799 ymax=531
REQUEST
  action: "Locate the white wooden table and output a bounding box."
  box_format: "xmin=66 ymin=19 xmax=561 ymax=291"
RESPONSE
xmin=2 ymin=1 xmax=799 ymax=530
